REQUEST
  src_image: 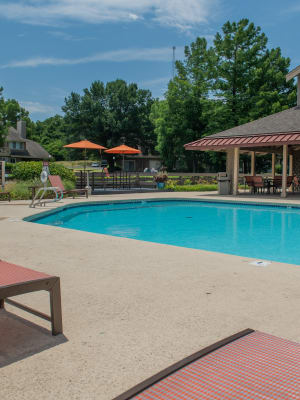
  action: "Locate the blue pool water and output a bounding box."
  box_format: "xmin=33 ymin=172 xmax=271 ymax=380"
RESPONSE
xmin=28 ymin=200 xmax=300 ymax=265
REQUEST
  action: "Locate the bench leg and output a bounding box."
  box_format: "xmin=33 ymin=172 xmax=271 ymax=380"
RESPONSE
xmin=49 ymin=278 xmax=63 ymax=335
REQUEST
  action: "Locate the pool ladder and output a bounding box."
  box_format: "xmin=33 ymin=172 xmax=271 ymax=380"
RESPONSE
xmin=29 ymin=186 xmax=63 ymax=208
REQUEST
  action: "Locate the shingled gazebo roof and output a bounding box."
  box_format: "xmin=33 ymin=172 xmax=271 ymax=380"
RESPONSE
xmin=185 ymin=106 xmax=300 ymax=151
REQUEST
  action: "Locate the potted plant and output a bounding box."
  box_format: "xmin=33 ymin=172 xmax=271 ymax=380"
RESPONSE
xmin=154 ymin=172 xmax=168 ymax=189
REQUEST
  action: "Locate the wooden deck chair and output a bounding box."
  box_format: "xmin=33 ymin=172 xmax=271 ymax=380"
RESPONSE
xmin=0 ymin=260 xmax=63 ymax=335
xmin=114 ymin=329 xmax=300 ymax=399
xmin=49 ymin=175 xmax=88 ymax=199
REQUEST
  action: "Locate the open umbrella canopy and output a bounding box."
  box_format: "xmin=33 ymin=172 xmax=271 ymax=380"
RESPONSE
xmin=105 ymin=144 xmax=141 ymax=154
xmin=64 ymin=140 xmax=107 ymax=150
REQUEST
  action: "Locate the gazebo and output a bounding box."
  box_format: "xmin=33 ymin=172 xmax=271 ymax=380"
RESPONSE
xmin=185 ymin=65 xmax=300 ymax=198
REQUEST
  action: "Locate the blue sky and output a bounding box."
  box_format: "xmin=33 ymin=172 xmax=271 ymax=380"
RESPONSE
xmin=1 ymin=0 xmax=300 ymax=121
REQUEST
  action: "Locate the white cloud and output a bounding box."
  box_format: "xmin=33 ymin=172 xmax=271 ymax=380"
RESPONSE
xmin=0 ymin=0 xmax=218 ymax=30
xmin=2 ymin=46 xmax=184 ymax=68
xmin=20 ymin=100 xmax=57 ymax=113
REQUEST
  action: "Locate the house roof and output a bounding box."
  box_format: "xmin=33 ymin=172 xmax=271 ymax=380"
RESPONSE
xmin=185 ymin=106 xmax=300 ymax=150
xmin=6 ymin=127 xmax=50 ymax=159
xmin=7 ymin=128 xmax=26 ymax=142
xmin=25 ymin=139 xmax=50 ymax=159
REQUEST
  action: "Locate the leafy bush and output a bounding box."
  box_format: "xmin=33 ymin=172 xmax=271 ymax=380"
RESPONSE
xmin=5 ymin=181 xmax=31 ymax=200
xmin=11 ymin=161 xmax=75 ymax=182
xmin=4 ymin=179 xmax=75 ymax=200
xmin=165 ymin=182 xmax=218 ymax=192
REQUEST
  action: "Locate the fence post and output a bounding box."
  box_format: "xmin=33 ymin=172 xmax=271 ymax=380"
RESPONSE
xmin=1 ymin=161 xmax=5 ymax=190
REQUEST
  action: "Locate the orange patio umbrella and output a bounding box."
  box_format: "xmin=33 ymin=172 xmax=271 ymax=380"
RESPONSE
xmin=64 ymin=140 xmax=107 ymax=170
xmin=64 ymin=140 xmax=107 ymax=190
xmin=105 ymin=144 xmax=141 ymax=170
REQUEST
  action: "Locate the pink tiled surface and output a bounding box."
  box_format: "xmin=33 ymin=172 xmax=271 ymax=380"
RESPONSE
xmin=133 ymin=331 xmax=300 ymax=400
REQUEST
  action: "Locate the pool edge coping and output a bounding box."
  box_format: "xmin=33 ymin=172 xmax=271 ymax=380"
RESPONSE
xmin=23 ymin=196 xmax=300 ymax=223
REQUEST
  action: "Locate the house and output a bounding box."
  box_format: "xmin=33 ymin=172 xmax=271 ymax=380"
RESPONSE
xmin=0 ymin=121 xmax=50 ymax=163
xmin=123 ymin=153 xmax=162 ymax=172
xmin=185 ymin=64 xmax=300 ymax=198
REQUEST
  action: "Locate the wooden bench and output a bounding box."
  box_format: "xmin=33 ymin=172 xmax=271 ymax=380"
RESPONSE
xmin=0 ymin=260 xmax=63 ymax=335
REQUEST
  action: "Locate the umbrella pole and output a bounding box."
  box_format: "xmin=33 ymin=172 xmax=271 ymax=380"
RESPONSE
xmin=84 ymin=148 xmax=91 ymax=194
xmin=123 ymin=154 xmax=125 ymax=171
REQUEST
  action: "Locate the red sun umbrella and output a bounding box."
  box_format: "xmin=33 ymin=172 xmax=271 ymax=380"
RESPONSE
xmin=105 ymin=145 xmax=141 ymax=170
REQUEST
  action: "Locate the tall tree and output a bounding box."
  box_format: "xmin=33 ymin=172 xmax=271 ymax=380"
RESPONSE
xmin=151 ymin=38 xmax=217 ymax=171
xmin=33 ymin=115 xmax=68 ymax=160
xmin=213 ymin=19 xmax=296 ymax=128
xmin=62 ymin=79 xmax=156 ymax=156
xmin=151 ymin=19 xmax=296 ymax=171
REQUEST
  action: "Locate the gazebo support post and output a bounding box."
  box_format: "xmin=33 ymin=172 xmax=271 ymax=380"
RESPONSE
xmin=281 ymin=144 xmax=288 ymax=198
xmin=289 ymin=154 xmax=293 ymax=176
xmin=250 ymin=152 xmax=255 ymax=176
xmin=233 ymin=147 xmax=240 ymax=196
xmin=226 ymin=148 xmax=234 ymax=194
xmin=272 ymin=154 xmax=276 ymax=179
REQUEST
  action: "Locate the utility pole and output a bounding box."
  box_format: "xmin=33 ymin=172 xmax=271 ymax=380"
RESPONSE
xmin=172 ymin=46 xmax=176 ymax=79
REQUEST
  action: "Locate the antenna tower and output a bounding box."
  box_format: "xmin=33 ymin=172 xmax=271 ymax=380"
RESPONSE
xmin=172 ymin=46 xmax=176 ymax=78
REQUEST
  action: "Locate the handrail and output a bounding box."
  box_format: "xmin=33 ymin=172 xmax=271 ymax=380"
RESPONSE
xmin=29 ymin=186 xmax=63 ymax=208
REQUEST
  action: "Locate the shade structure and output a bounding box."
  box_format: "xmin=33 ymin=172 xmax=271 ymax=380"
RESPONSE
xmin=64 ymin=140 xmax=107 ymax=150
xmin=105 ymin=145 xmax=141 ymax=170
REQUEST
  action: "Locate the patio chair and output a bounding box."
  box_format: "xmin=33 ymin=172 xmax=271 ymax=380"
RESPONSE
xmin=252 ymin=176 xmax=267 ymax=193
xmin=48 ymin=175 xmax=88 ymax=199
xmin=244 ymin=176 xmax=255 ymax=193
xmin=0 ymin=191 xmax=11 ymax=202
xmin=272 ymin=176 xmax=293 ymax=193
xmin=287 ymin=175 xmax=294 ymax=189
xmin=114 ymin=329 xmax=300 ymax=399
xmin=0 ymin=260 xmax=62 ymax=335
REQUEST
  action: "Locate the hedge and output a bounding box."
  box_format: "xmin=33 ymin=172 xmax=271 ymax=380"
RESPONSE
xmin=11 ymin=161 xmax=76 ymax=182
xmin=166 ymin=183 xmax=218 ymax=192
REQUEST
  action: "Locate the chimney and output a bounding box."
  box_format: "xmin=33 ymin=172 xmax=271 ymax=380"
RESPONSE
xmin=17 ymin=120 xmax=26 ymax=139
xmin=286 ymin=65 xmax=300 ymax=107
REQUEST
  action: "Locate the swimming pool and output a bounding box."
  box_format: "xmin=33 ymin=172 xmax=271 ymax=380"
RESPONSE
xmin=27 ymin=199 xmax=300 ymax=265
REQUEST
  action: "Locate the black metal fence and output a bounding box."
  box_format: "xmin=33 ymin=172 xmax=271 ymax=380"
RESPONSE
xmin=75 ymin=171 xmax=220 ymax=192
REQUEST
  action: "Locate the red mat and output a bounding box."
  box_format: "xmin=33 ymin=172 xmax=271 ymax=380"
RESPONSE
xmin=132 ymin=331 xmax=300 ymax=399
xmin=0 ymin=260 xmax=50 ymax=287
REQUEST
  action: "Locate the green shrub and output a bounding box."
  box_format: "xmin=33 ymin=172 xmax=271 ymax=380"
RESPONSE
xmin=5 ymin=181 xmax=31 ymax=200
xmin=166 ymin=183 xmax=218 ymax=192
xmin=62 ymin=180 xmax=76 ymax=191
xmin=4 ymin=178 xmax=76 ymax=200
xmin=11 ymin=161 xmax=75 ymax=182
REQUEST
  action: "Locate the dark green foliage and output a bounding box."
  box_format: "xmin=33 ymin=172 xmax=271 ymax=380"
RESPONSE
xmin=212 ymin=19 xmax=296 ymax=128
xmin=62 ymin=79 xmax=156 ymax=157
xmin=0 ymin=88 xmax=36 ymax=139
xmin=32 ymin=115 xmax=68 ymax=160
xmin=11 ymin=161 xmax=75 ymax=182
xmin=151 ymin=19 xmax=296 ymax=171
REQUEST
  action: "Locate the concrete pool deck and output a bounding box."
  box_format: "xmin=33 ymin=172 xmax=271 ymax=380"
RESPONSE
xmin=1 ymin=191 xmax=300 ymax=399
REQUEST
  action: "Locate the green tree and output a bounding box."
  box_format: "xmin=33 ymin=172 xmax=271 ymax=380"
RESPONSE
xmin=213 ymin=19 xmax=296 ymax=128
xmin=151 ymin=19 xmax=296 ymax=171
xmin=151 ymin=38 xmax=216 ymax=171
xmin=33 ymin=115 xmax=68 ymax=160
xmin=62 ymin=79 xmax=156 ymax=157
